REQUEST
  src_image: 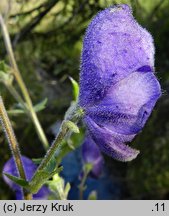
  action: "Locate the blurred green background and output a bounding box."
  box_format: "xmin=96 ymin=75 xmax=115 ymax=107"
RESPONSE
xmin=0 ymin=0 xmax=169 ymax=199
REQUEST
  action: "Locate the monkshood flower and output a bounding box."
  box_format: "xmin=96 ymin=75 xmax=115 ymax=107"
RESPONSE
xmin=3 ymin=156 xmax=50 ymax=200
xmin=82 ymin=135 xmax=104 ymax=178
xmin=79 ymin=4 xmax=161 ymax=161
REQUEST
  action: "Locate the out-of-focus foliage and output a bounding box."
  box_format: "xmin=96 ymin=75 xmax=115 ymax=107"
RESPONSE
xmin=0 ymin=0 xmax=169 ymax=199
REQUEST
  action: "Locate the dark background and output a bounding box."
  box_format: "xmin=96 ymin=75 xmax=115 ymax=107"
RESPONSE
xmin=0 ymin=0 xmax=169 ymax=199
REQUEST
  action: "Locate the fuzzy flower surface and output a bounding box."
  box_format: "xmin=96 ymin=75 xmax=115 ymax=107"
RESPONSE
xmin=82 ymin=135 xmax=104 ymax=178
xmin=3 ymin=156 xmax=50 ymax=200
xmin=79 ymin=4 xmax=161 ymax=161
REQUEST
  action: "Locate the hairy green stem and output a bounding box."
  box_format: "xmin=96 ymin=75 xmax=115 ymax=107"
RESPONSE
xmin=5 ymin=84 xmax=28 ymax=111
xmin=30 ymin=105 xmax=83 ymax=192
xmin=0 ymin=96 xmax=32 ymax=200
xmin=32 ymin=120 xmax=70 ymax=174
xmin=0 ymin=14 xmax=49 ymax=150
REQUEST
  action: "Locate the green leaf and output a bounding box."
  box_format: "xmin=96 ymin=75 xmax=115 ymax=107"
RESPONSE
xmin=4 ymin=173 xmax=29 ymax=187
xmin=0 ymin=71 xmax=7 ymax=81
xmin=0 ymin=61 xmax=10 ymax=72
xmin=0 ymin=70 xmax=13 ymax=84
xmin=64 ymin=120 xmax=80 ymax=133
xmin=69 ymin=77 xmax=79 ymax=101
xmin=7 ymin=109 xmax=25 ymax=115
xmin=7 ymin=98 xmax=48 ymax=116
xmin=33 ymin=98 xmax=48 ymax=112
xmin=47 ymin=174 xmax=70 ymax=200
xmin=47 ymin=174 xmax=64 ymax=199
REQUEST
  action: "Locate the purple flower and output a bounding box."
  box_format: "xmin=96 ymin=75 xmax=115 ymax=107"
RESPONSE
xmin=3 ymin=156 xmax=50 ymax=200
xmin=79 ymin=4 xmax=161 ymax=161
xmin=82 ymin=135 xmax=104 ymax=178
